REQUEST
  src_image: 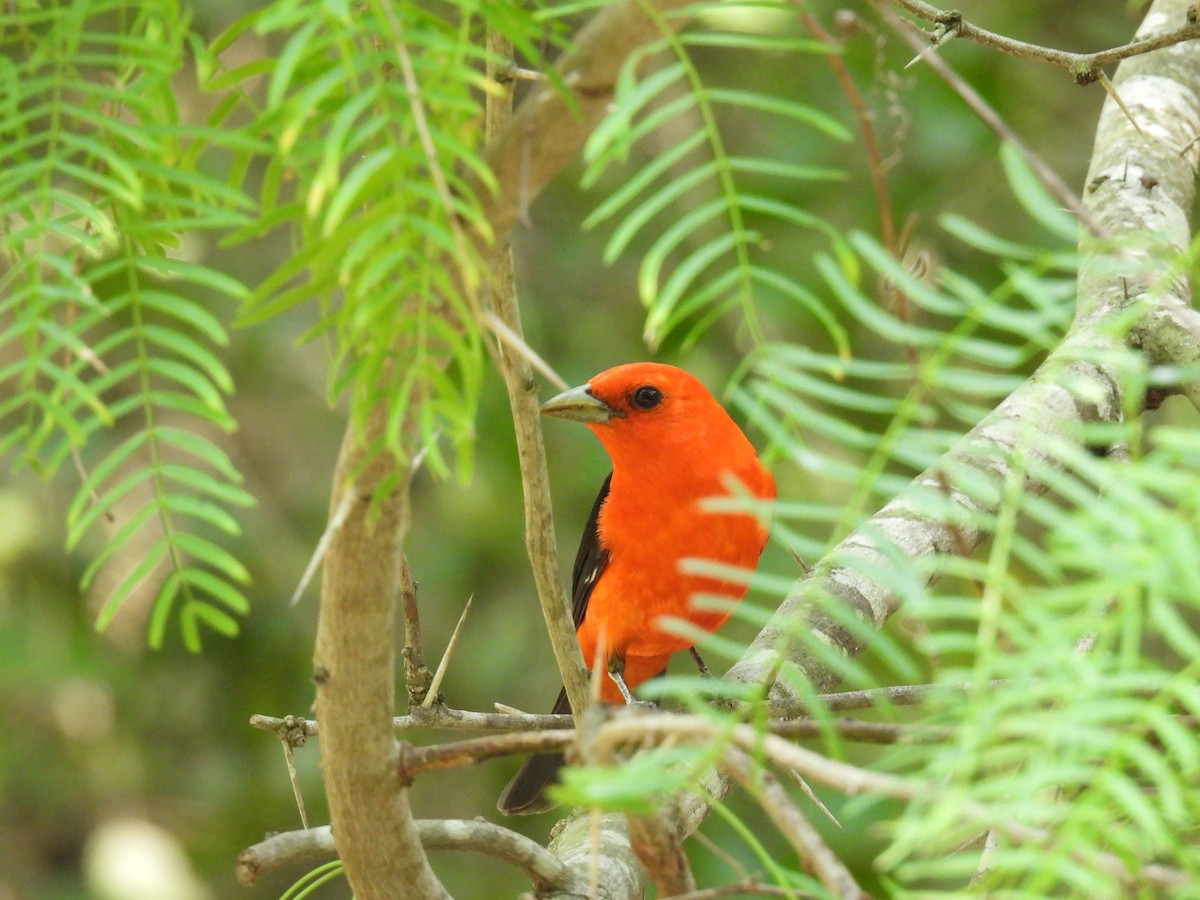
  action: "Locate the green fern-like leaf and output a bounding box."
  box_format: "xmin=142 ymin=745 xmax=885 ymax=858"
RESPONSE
xmin=582 ymin=0 xmax=850 ymax=352
xmin=0 ymin=0 xmax=258 ymax=649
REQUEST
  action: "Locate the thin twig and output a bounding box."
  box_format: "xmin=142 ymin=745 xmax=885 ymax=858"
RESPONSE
xmin=687 ymin=829 xmax=756 ymax=884
xmin=422 ymin=593 xmax=474 ymax=709
xmin=248 ymin=679 xmax=1178 ymax=740
xmin=480 ymin=310 xmax=568 ymax=390
xmin=786 ymin=770 xmax=844 ymax=831
xmin=282 ymin=739 xmax=309 ymax=830
xmin=245 ymin=680 xmax=1025 ymax=736
xmin=722 ymin=748 xmax=868 ymax=899
xmin=877 ymin=2 xmax=1103 ymax=237
xmin=396 ymin=730 xmax=575 ymax=783
xmin=889 ymin=0 xmax=1200 ymax=84
xmin=1097 ymin=69 xmax=1144 ymax=135
xmin=484 ymin=27 xmax=590 ymax=720
xmin=290 ymin=485 xmax=357 ymax=607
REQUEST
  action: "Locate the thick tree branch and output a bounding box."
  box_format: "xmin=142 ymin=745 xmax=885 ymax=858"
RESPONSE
xmin=314 ymin=411 xmax=449 ymax=899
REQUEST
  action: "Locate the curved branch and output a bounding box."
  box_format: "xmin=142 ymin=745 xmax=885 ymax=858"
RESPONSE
xmin=237 ymin=820 xmax=579 ymax=894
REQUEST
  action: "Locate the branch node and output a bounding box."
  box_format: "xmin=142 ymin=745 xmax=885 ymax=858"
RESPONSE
xmin=1072 ymin=62 xmax=1100 ymax=86
xmin=277 ymin=714 xmax=311 ymax=748
xmin=397 ymin=740 xmax=417 ymax=788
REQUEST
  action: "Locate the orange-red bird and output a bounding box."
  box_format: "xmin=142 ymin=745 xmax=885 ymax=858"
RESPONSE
xmin=498 ymin=363 xmax=775 ymax=815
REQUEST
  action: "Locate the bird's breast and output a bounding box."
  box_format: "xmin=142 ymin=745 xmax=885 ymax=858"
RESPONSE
xmin=580 ymin=474 xmax=769 ymax=659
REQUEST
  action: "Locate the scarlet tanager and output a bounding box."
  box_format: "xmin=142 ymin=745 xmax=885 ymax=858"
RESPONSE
xmin=498 ymin=362 xmax=776 ymax=815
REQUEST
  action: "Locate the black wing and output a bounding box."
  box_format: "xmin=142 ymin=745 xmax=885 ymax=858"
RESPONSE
xmin=497 ymin=474 xmax=612 ymax=816
xmin=570 ymin=472 xmax=612 ymax=630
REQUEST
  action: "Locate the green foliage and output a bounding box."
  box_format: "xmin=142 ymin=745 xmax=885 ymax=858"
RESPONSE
xmin=581 ymin=0 xmax=850 ymax=352
xmin=282 ymin=860 xmax=345 ymax=899
xmin=0 ymin=0 xmax=554 ymax=645
xmin=5 ymin=0 xmax=1198 ymax=896
xmin=1 ymin=0 xmax=257 ymax=649
xmin=208 ymin=0 xmax=547 ymax=480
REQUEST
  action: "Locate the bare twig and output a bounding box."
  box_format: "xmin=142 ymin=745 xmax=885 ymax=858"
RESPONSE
xmin=289 ymin=485 xmax=356 ymax=607
xmin=484 ymin=27 xmax=590 ymax=720
xmin=421 ymin=593 xmax=474 ymax=709
xmin=480 ymin=311 xmax=568 ymax=391
xmin=786 ymin=770 xmax=844 ymax=831
xmin=889 ymin=0 xmax=1200 ymax=84
xmin=722 ymin=748 xmax=868 ymax=899
xmin=878 ymin=2 xmax=1101 ymax=236
xmin=1096 ymin=69 xmax=1145 ymax=135
xmin=236 ymin=820 xmax=577 ymax=893
xmin=282 ymin=740 xmax=309 ymax=830
xmin=396 ymin=730 xmax=574 ymax=783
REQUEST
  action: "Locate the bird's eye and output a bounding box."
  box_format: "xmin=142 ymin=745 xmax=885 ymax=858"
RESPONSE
xmin=632 ymin=385 xmax=663 ymax=410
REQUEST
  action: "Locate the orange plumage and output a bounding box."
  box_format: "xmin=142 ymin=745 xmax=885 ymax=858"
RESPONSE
xmin=498 ymin=363 xmax=775 ymax=814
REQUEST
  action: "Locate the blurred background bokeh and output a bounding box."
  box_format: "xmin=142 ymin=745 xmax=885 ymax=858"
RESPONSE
xmin=0 ymin=1 xmax=1149 ymax=897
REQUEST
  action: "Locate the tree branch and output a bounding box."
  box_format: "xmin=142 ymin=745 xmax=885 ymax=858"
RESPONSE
xmin=890 ymin=0 xmax=1200 ymax=84
xmin=237 ymin=820 xmax=579 ymax=894
xmin=313 ymin=410 xmax=447 ymax=899
xmin=721 ymin=749 xmax=867 ymax=900
xmin=484 ymin=28 xmax=590 ymax=718
xmin=625 ymin=810 xmax=696 ymax=897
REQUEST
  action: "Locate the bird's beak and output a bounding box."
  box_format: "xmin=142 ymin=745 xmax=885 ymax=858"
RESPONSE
xmin=540 ymin=383 xmax=620 ymax=424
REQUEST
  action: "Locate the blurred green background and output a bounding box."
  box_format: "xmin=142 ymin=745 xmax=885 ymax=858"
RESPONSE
xmin=0 ymin=1 xmax=1149 ymax=897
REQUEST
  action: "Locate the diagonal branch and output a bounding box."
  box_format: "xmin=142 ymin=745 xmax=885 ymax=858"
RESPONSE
xmin=484 ymin=28 xmax=590 ymax=717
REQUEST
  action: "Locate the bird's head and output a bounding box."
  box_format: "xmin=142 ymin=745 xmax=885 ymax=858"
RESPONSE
xmin=540 ymin=363 xmax=745 ymax=466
